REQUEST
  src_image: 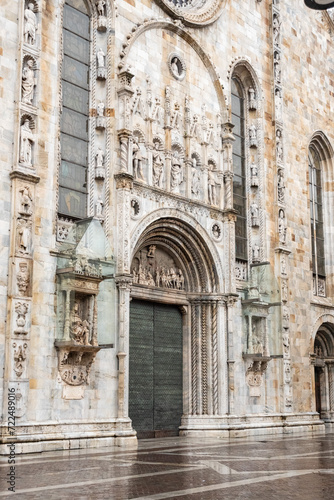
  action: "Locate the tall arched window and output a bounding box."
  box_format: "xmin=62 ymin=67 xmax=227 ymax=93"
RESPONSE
xmin=231 ymin=77 xmax=247 ymax=262
xmin=309 ymin=146 xmax=326 ymax=296
xmin=59 ymin=0 xmax=90 ymax=220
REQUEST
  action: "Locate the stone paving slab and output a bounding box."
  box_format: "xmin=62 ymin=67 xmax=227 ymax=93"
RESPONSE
xmin=1 ymin=434 xmax=334 ymax=499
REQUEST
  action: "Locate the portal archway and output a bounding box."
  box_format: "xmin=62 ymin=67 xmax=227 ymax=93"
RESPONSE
xmin=313 ymin=323 xmax=334 ymax=421
xmin=128 ymin=216 xmax=226 ymax=436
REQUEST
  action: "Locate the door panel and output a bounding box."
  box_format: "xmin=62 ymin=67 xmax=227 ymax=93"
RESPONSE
xmin=129 ymin=300 xmax=183 ymax=437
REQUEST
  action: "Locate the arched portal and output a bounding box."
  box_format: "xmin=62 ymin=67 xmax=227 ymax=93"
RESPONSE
xmin=128 ymin=217 xmax=225 ymax=437
xmin=313 ymin=323 xmax=334 ymax=421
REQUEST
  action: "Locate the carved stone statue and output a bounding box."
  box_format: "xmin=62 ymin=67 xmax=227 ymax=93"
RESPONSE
xmin=208 ymin=165 xmax=218 ymax=205
xmin=250 ymin=163 xmax=259 ymax=187
xmin=275 ymin=88 xmax=283 ymax=122
xmin=249 ymin=123 xmax=257 ymax=148
xmin=97 ymin=48 xmax=105 ymax=68
xmin=17 ymin=219 xmax=31 ymax=255
xmin=191 ymin=161 xmax=201 ymax=198
xmin=252 ymin=244 xmax=260 ymax=262
xmin=22 ymin=60 xmax=35 ymax=105
xmin=96 ymin=147 xmax=104 ymax=169
xmin=248 ymin=87 xmax=256 ymax=110
xmin=274 ymin=52 xmax=281 ymax=83
xmin=19 ymin=186 xmax=33 ymax=215
xmin=171 ymin=57 xmax=180 ymax=77
xmin=273 ymin=13 xmax=281 ymax=46
xmin=19 ymin=119 xmax=34 ymax=166
xmin=95 ymin=197 xmax=104 ymax=218
xmin=132 ymin=137 xmax=145 ymax=181
xmin=170 ymin=150 xmax=183 ymax=192
xmin=152 ymin=142 xmax=164 ymax=188
xmin=250 ymin=202 xmax=259 ymax=226
xmin=281 ymin=257 xmax=287 ymax=275
xmin=70 ymin=302 xmax=90 ymax=345
xmin=278 ymin=209 xmax=287 ymax=244
xmin=17 ymin=262 xmax=29 ymax=294
xmin=96 ymin=0 xmax=106 ymax=16
xmin=252 ymin=326 xmax=263 ymax=355
xmin=278 ymin=168 xmax=285 ymax=203
xmin=97 ymin=102 xmax=105 ymax=117
xmin=24 ymin=3 xmax=37 ymax=45
xmin=276 ymin=128 xmax=283 ymax=162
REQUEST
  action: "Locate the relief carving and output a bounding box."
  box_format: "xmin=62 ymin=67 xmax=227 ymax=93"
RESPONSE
xmin=16 ymin=218 xmax=32 ymax=255
xmin=277 ymin=168 xmax=285 ymax=203
xmin=96 ymin=48 xmax=107 ymax=79
xmin=248 ymin=87 xmax=256 ymax=110
xmin=152 ymin=140 xmax=164 ymax=188
xmin=250 ymin=163 xmax=259 ymax=187
xmin=278 ymin=208 xmax=287 ymax=244
xmin=132 ymin=245 xmax=185 ymax=291
xmin=250 ymin=202 xmax=259 ymax=227
xmin=249 ymin=123 xmax=257 ymax=148
xmin=58 ymin=349 xmax=97 ymax=386
xmin=208 ymin=162 xmax=218 ymax=206
xmin=17 ymin=262 xmax=30 ymax=295
xmin=13 ymin=342 xmax=28 ymax=378
xmin=132 ymin=136 xmax=146 ymax=181
xmin=95 ymin=147 xmax=105 ymax=179
xmin=96 ymin=102 xmax=106 ymax=129
xmin=70 ymin=301 xmax=91 ymax=345
xmin=14 ymin=302 xmax=29 ymax=335
xmin=171 ymin=149 xmax=184 ymax=193
xmin=276 ymin=128 xmax=283 ymax=163
xmin=19 ymin=186 xmax=33 ymax=216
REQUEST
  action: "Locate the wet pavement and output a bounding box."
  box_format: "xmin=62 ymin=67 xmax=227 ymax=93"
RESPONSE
xmin=1 ymin=433 xmax=334 ymax=499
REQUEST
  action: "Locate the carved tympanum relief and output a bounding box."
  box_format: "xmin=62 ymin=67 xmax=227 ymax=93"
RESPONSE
xmin=132 ymin=245 xmax=185 ymax=291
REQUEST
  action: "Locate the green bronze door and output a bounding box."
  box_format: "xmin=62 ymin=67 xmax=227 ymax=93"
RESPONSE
xmin=129 ymin=300 xmax=183 ymax=438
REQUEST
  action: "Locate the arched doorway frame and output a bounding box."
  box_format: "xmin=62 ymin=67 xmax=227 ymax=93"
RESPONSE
xmin=311 ymin=314 xmax=334 ymax=421
xmin=128 ymin=209 xmax=227 ymax=429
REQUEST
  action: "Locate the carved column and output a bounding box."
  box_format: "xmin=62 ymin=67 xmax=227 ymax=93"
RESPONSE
xmin=115 ymin=276 xmax=132 ymax=419
xmin=222 ymin=212 xmax=237 ymax=294
xmin=115 ymin=173 xmax=133 ymax=275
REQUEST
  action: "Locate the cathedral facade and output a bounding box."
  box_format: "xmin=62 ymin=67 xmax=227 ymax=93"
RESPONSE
xmin=1 ymin=0 xmax=334 ymax=453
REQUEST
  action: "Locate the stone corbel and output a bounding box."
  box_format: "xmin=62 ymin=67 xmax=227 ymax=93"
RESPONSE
xmin=244 ymin=354 xmax=272 ymax=397
xmin=55 ymin=342 xmax=101 ymax=386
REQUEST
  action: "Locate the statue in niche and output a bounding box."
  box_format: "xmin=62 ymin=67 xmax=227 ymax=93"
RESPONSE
xmin=24 ymin=3 xmax=37 ymax=45
xmin=252 ymin=244 xmax=260 ymax=262
xmin=274 ymin=52 xmax=281 ymax=83
xmin=208 ymin=164 xmax=218 ymax=205
xmin=152 ymin=141 xmax=164 ymax=188
xmin=171 ymin=150 xmax=183 ymax=192
xmin=278 ymin=209 xmax=287 ymax=244
xmin=95 ymin=148 xmax=104 ymax=169
xmin=278 ymin=169 xmax=285 ymax=202
xmin=281 ymin=257 xmax=287 ymax=275
xmin=17 ymin=262 xmax=29 ymax=294
xmin=273 ymin=13 xmax=281 ymax=46
xmin=250 ymin=163 xmax=259 ymax=187
xmin=252 ymin=325 xmax=264 ymax=354
xmin=191 ymin=158 xmax=201 ymax=197
xmin=19 ymin=119 xmax=34 ymax=166
xmin=97 ymin=102 xmax=105 ymax=117
xmin=17 ymin=219 xmax=31 ymax=255
xmin=96 ymin=0 xmax=106 ymax=16
xmin=171 ymin=103 xmax=182 ymax=131
xmin=248 ymin=87 xmax=256 ymax=110
xmin=70 ymin=301 xmax=90 ymax=345
xmin=190 ymin=114 xmax=202 ymax=142
xmin=132 ymin=137 xmax=145 ymax=181
xmin=19 ymin=186 xmax=33 ymax=216
xmin=95 ymin=197 xmax=104 ymax=218
xmin=22 ymin=60 xmax=35 ymax=105
xmin=249 ymin=124 xmax=257 ymax=148
xmin=250 ymin=202 xmax=259 ymax=226
xmin=275 ymin=88 xmax=283 ymax=122
xmin=97 ymin=48 xmax=105 ymax=69
xmin=171 ymin=57 xmax=182 ymax=78
xmin=276 ymin=128 xmax=283 ymax=162
xmin=282 ymin=280 xmax=288 ymax=301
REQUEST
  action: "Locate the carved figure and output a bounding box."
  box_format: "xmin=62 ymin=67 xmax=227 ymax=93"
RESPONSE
xmin=132 ymin=137 xmax=145 ymax=181
xmin=17 ymin=262 xmax=29 ymax=294
xmin=171 ymin=57 xmax=180 ymax=77
xmin=19 ymin=186 xmax=33 ymax=215
xmin=17 ymin=220 xmax=31 ymax=254
xmin=278 ymin=209 xmax=287 ymax=244
xmin=97 ymin=102 xmax=105 ymax=117
xmin=191 ymin=167 xmax=201 ymax=197
xmin=275 ymin=88 xmax=283 ymax=122
xmin=273 ymin=13 xmax=281 ymax=46
xmin=97 ymin=48 xmax=105 ymax=68
xmin=95 ymin=197 xmax=104 ymax=218
xmin=276 ymin=129 xmax=283 ymax=162
xmin=96 ymin=0 xmax=106 ymax=16
xmin=22 ymin=60 xmax=35 ymax=105
xmin=15 ymin=302 xmax=29 ymax=332
xmin=24 ymin=3 xmax=37 ymax=45
xmin=250 ymin=163 xmax=259 ymax=186
xmin=252 ymin=244 xmax=260 ymax=262
xmin=170 ymin=150 xmax=183 ymax=192
xmin=13 ymin=343 xmax=27 ymax=377
xmin=208 ymin=165 xmax=218 ymax=205
xmin=252 ymin=327 xmax=263 ymax=355
xmin=70 ymin=302 xmax=90 ymax=345
xmin=282 ymin=280 xmax=288 ymax=301
xmin=212 ymin=223 xmax=221 ymax=239
xmin=95 ymin=147 xmax=104 ymax=169
xmin=249 ymin=123 xmax=257 ymax=147
xmin=248 ymin=87 xmax=256 ymax=110
xmin=278 ymin=168 xmax=285 ymax=202
xmin=250 ymin=202 xmax=259 ymax=226
xmin=152 ymin=142 xmax=164 ymax=188
xmin=147 ymin=245 xmax=156 ymax=257
xmin=19 ymin=120 xmax=34 ymax=166
xmin=281 ymin=257 xmax=287 ymax=275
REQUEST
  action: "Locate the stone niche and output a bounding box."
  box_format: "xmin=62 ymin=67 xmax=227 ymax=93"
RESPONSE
xmin=242 ymin=263 xmax=282 ymax=397
xmin=55 ymin=218 xmax=115 ymax=399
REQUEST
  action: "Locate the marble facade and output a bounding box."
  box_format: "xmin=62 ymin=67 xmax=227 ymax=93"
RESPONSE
xmin=1 ymin=0 xmax=334 ymax=453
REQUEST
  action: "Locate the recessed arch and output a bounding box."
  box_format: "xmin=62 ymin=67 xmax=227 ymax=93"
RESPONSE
xmin=131 ymin=210 xmax=223 ymax=293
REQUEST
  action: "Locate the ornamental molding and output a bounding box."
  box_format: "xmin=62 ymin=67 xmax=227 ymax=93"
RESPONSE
xmin=154 ymin=0 xmax=225 ymax=27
